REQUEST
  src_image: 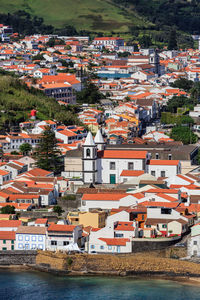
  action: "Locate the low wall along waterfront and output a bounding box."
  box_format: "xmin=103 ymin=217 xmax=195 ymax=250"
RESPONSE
xmin=0 ymin=250 xmax=37 ymax=265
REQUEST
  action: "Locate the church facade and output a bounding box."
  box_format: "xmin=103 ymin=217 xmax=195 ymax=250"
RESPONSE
xmin=83 ymin=131 xmax=149 ymax=184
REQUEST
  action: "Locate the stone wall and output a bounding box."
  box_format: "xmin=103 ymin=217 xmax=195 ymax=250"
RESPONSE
xmin=0 ymin=251 xmax=37 ymax=265
xmin=20 ymin=211 xmax=59 ymax=222
xmin=132 ymin=237 xmax=181 ymax=252
xmin=57 ymin=197 xmax=81 ymax=210
xmin=36 ymin=250 xmax=200 ymax=277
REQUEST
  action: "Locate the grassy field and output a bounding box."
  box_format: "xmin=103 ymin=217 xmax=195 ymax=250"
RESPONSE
xmin=0 ymin=0 xmax=149 ymax=32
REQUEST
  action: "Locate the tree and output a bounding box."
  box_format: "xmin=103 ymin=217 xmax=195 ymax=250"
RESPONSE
xmin=53 ymin=205 xmax=63 ymax=216
xmin=170 ymin=126 xmax=198 ymax=144
xmin=172 ymin=78 xmax=193 ymax=92
xmin=168 ymin=29 xmax=178 ymax=50
xmin=139 ymin=35 xmax=152 ymax=48
xmin=166 ymin=95 xmax=197 ymax=113
xmin=76 ymin=79 xmax=103 ymax=104
xmin=1 ymin=205 xmax=15 ymax=214
xmin=19 ymin=143 xmax=32 ymax=155
xmin=34 ymin=126 xmax=62 ymax=173
xmin=65 ymin=45 xmax=71 ymax=50
xmin=190 ymin=82 xmax=200 ymax=101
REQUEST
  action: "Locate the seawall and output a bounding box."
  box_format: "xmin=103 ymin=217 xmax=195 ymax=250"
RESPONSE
xmin=0 ymin=250 xmax=37 ymax=265
xmin=35 ymin=248 xmax=200 ymax=278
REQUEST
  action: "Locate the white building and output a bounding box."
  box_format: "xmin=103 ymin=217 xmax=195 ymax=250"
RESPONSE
xmin=87 ymin=210 xmax=136 ymax=253
xmin=82 ymin=131 xmax=148 ymax=184
xmin=81 ymin=193 xmax=139 ymax=211
xmin=15 ymin=226 xmax=47 ymax=250
xmin=147 ymin=160 xmax=181 ymax=178
xmin=0 ymin=220 xmax=22 ymax=231
xmin=188 ymin=223 xmax=200 ymax=257
xmin=47 ymin=224 xmax=82 ymax=251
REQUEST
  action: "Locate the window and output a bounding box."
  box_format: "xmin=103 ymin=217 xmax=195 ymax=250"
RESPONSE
xmin=128 ymin=162 xmax=134 ymax=170
xmin=51 ymin=241 xmax=57 ymax=246
xmin=63 ymin=241 xmax=69 ymax=246
xmin=3 ymin=240 xmax=6 ymax=244
xmin=193 ymin=241 xmax=198 ymax=245
xmin=151 ymin=171 xmax=155 ymax=176
xmin=32 ymin=244 xmax=36 ymax=250
xmin=18 ymin=235 xmax=23 ymax=241
xmin=161 ymin=171 xmax=166 ymax=177
xmin=2 ymin=247 xmax=7 ymax=251
xmin=11 ymin=240 xmax=14 ymax=244
xmin=156 ymin=153 xmax=159 ymax=159
xmin=38 ymin=236 xmax=43 ymax=242
xmin=161 ymin=208 xmax=171 ymax=215
xmin=108 ymin=246 xmax=112 ymax=250
xmin=100 ymin=246 xmax=104 ymax=250
xmin=193 ymin=250 xmax=197 ymax=256
xmin=18 ymin=243 xmax=23 ymax=249
xmin=110 ymin=162 xmax=115 ymax=170
xmin=168 ymin=154 xmax=172 ymax=160
xmin=25 ymin=236 xmax=29 ymax=241
xmin=11 ymin=245 xmax=14 ymax=250
xmin=91 ymin=245 xmax=95 ymax=249
xmin=39 ymin=244 xmax=43 ymax=250
xmin=162 ymin=224 xmax=167 ymax=228
xmin=115 ymin=233 xmax=123 ymax=238
xmin=86 ymin=148 xmax=90 ymax=157
xmin=146 ymin=225 xmax=151 ymax=228
xmin=142 ymin=215 xmax=144 ymax=220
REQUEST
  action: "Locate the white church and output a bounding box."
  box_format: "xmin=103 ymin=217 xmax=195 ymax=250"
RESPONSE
xmin=64 ymin=131 xmax=181 ymax=184
xmin=83 ymin=130 xmax=149 ymax=184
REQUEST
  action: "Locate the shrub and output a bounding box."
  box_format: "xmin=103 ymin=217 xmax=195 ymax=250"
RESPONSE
xmin=67 ymin=257 xmax=73 ymax=266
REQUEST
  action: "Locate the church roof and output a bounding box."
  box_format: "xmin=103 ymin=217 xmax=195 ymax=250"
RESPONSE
xmin=84 ymin=132 xmax=95 ymax=146
xmin=94 ymin=129 xmax=104 ymax=144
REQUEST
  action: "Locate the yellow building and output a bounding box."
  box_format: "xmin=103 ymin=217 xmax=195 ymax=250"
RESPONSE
xmin=67 ymin=211 xmax=79 ymax=225
xmin=68 ymin=210 xmax=106 ymax=228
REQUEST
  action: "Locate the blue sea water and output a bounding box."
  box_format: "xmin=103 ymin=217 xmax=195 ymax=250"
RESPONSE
xmin=0 ymin=271 xmax=200 ymax=300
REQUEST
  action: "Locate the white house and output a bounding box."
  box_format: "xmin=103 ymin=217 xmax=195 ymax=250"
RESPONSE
xmin=0 ymin=170 xmax=11 ymax=185
xmin=147 ymin=160 xmax=181 ymax=178
xmin=15 ymin=226 xmax=47 ymax=250
xmin=47 ymin=224 xmax=82 ymax=251
xmin=188 ymin=223 xmax=200 ymax=257
xmin=87 ymin=210 xmax=136 ymax=253
xmin=144 ymin=207 xmax=188 ymax=237
xmin=0 ymin=161 xmax=28 ymax=179
xmin=81 ymin=193 xmax=139 ymax=211
xmin=0 ymin=220 xmax=22 ymax=231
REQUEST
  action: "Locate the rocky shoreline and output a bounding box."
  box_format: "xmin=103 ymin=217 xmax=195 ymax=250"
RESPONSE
xmin=1 ymin=263 xmax=200 ymax=286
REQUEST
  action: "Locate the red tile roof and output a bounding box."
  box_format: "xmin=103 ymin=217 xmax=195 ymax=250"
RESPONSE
xmin=120 ymin=170 xmax=145 ymax=177
xmin=26 ymin=168 xmax=52 ymax=177
xmin=0 ymin=220 xmax=21 ymax=227
xmin=82 ymin=193 xmax=129 ymax=201
xmin=149 ymin=160 xmax=180 ymax=166
xmin=99 ymin=238 xmax=130 ymax=246
xmin=0 ymin=231 xmax=15 ymax=240
xmin=48 ymin=224 xmax=76 ymax=232
xmin=35 ymin=218 xmax=48 ymax=224
xmin=115 ymin=222 xmax=135 ymax=231
xmin=101 ymin=150 xmax=147 ymax=159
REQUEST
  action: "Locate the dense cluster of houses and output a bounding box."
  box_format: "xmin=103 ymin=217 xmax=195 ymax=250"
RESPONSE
xmin=1 ymin=29 xmax=200 ymax=256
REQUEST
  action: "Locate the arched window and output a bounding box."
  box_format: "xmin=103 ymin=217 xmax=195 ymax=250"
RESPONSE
xmin=86 ymin=148 xmax=90 ymax=157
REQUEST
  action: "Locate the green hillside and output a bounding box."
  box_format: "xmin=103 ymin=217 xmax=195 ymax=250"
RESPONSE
xmin=0 ymin=0 xmax=148 ymax=32
xmin=0 ymin=73 xmax=81 ymax=132
xmin=113 ymin=0 xmax=200 ymax=34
